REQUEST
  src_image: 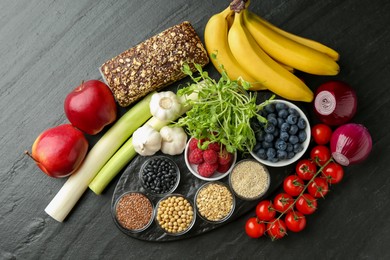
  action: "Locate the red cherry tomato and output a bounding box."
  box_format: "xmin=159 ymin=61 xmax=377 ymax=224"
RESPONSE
xmin=296 ymin=159 xmax=317 ymax=181
xmin=267 ymin=219 xmax=287 ymax=240
xmin=311 ymin=124 xmax=332 ymax=145
xmin=255 ymin=200 xmax=276 ymax=221
xmin=273 ymin=193 xmax=294 ymax=213
xmin=310 ymin=145 xmax=331 ymax=166
xmin=308 ymin=177 xmax=329 ymax=198
xmin=283 ymin=175 xmax=304 ymax=197
xmin=245 ymin=217 xmax=265 ymax=238
xmin=296 ymin=194 xmax=317 ymax=215
xmin=321 ymin=162 xmax=344 ymax=184
xmin=285 ymin=211 xmax=306 ymax=232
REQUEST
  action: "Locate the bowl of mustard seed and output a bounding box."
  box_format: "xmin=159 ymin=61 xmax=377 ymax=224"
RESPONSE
xmin=229 ymin=159 xmax=270 ymax=201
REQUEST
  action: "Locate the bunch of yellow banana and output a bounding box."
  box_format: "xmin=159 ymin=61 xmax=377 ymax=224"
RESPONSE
xmin=204 ymin=2 xmax=340 ymax=102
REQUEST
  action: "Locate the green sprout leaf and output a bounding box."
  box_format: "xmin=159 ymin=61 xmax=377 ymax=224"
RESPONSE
xmin=176 ymin=63 xmax=270 ymax=153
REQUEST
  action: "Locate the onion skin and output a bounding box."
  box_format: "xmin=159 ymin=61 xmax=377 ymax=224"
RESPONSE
xmin=314 ymin=81 xmax=357 ymax=126
xmin=330 ymin=123 xmax=372 ymax=166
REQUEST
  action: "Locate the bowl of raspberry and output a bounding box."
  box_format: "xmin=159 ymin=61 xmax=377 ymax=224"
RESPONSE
xmin=250 ymin=99 xmax=311 ymax=167
xmin=184 ymin=138 xmax=237 ymax=181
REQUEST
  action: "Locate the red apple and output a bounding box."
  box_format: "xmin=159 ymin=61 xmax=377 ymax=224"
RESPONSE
xmin=26 ymin=124 xmax=89 ymax=178
xmin=64 ymin=80 xmax=117 ymax=135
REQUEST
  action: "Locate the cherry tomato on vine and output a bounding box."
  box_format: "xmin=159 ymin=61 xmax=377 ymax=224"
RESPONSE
xmin=283 ymin=175 xmax=305 ymax=197
xmin=308 ymin=177 xmax=329 ymax=198
xmin=296 ymin=159 xmax=317 ymax=180
xmin=285 ymin=211 xmax=306 ymax=232
xmin=311 ymin=124 xmax=332 ymax=145
xmin=321 ymin=162 xmax=344 ymax=184
xmin=310 ymin=145 xmax=331 ymax=166
xmin=255 ymin=200 xmax=276 ymax=221
xmin=245 ymin=217 xmax=265 ymax=238
xmin=267 ymin=219 xmax=287 ymax=240
xmin=296 ymin=194 xmax=317 ymax=215
xmin=273 ymin=193 xmax=294 ymax=213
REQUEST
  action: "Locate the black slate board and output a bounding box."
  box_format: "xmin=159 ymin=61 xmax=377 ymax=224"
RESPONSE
xmin=111 ymin=150 xmax=292 ymax=241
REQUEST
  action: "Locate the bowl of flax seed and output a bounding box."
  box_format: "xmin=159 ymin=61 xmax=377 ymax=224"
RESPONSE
xmin=114 ymin=192 xmax=155 ymax=233
xmin=229 ymin=159 xmax=270 ymax=201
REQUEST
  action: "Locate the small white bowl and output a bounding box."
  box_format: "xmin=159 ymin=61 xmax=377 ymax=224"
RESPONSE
xmin=250 ymin=99 xmax=311 ymax=167
xmin=184 ymin=138 xmax=237 ymax=181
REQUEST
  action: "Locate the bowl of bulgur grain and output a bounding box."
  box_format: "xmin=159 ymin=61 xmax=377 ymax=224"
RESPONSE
xmin=229 ymin=159 xmax=270 ymax=201
xmin=195 ymin=181 xmax=235 ymax=224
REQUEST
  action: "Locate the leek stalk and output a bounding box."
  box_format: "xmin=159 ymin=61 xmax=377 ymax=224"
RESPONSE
xmin=44 ymin=92 xmax=154 ymax=222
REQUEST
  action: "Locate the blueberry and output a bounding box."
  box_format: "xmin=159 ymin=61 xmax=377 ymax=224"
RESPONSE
xmin=286 ymin=143 xmax=293 ymax=152
xmin=273 ymin=128 xmax=280 ymax=137
xmin=298 ymin=130 xmax=307 ymax=142
xmin=264 ymin=133 xmax=274 ymax=143
xmin=277 ymin=118 xmax=285 ymax=128
xmin=279 ymin=131 xmax=289 ymax=142
xmin=288 ymin=108 xmax=299 ymax=116
xmin=256 ymin=148 xmax=267 ymax=159
xmin=289 ymin=124 xmax=299 ymax=135
xmin=265 ymin=103 xmax=275 ymax=113
xmin=266 ymin=148 xmax=276 ymax=159
xmin=281 ymin=122 xmax=290 ymax=132
xmin=294 ymin=143 xmax=303 ymax=153
xmin=267 ymin=113 xmax=277 ymax=120
xmin=297 ymin=117 xmax=307 ymax=129
xmin=277 ymin=150 xmax=288 ymax=160
xmin=286 ymin=114 xmax=298 ymax=125
xmin=253 ymin=142 xmax=262 ymax=152
xmin=269 ymin=157 xmax=279 ymax=163
xmin=275 ymin=102 xmax=288 ymax=111
xmin=278 ymin=109 xmax=289 ymax=119
xmin=264 ymin=123 xmax=276 ymax=134
xmin=289 ymin=135 xmax=299 ymax=144
xmin=287 ymin=152 xmax=295 ymax=159
xmin=275 ymin=139 xmax=287 ymax=151
xmin=250 ymin=119 xmax=261 ymax=130
xmin=262 ymin=141 xmax=273 ymax=149
xmin=267 ymin=116 xmax=278 ymax=126
xmin=256 ymin=131 xmax=265 ymax=142
xmin=258 ymin=110 xmax=267 ymax=117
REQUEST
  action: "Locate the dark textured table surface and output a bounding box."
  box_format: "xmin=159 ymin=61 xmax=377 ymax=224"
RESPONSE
xmin=1 ymin=0 xmax=389 ymax=259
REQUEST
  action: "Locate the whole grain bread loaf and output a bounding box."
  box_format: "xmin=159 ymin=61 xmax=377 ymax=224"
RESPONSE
xmin=100 ymin=21 xmax=209 ymax=107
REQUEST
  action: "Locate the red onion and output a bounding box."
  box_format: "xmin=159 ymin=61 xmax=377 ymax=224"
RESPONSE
xmin=330 ymin=123 xmax=372 ymax=166
xmin=314 ymin=81 xmax=357 ymax=126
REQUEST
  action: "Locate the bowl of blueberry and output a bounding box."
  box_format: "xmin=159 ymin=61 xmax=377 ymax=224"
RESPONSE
xmin=250 ymin=99 xmax=311 ymax=167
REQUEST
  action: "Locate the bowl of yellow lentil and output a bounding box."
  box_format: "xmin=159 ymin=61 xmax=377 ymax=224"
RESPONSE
xmin=155 ymin=194 xmax=196 ymax=236
xmin=195 ymin=181 xmax=235 ymax=224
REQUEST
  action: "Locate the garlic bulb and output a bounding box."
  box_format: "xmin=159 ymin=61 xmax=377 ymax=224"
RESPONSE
xmin=132 ymin=124 xmax=162 ymax=156
xmin=160 ymin=126 xmax=188 ymax=155
xmin=149 ymin=91 xmax=182 ymax=122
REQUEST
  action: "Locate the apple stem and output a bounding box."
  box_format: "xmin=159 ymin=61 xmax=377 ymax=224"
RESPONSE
xmin=24 ymin=150 xmax=38 ymax=163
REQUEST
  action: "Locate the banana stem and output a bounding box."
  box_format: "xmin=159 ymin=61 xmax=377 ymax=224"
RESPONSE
xmin=230 ymin=0 xmax=248 ymax=13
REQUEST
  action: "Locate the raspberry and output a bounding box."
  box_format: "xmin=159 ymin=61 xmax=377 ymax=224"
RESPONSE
xmin=203 ymin=149 xmax=218 ymax=164
xmin=188 ymin=148 xmax=204 ymax=164
xmin=188 ymin=138 xmax=200 ymax=152
xmin=207 ymin=142 xmax=221 ymax=152
xmin=217 ymin=163 xmax=231 ymax=173
xmin=197 ymin=162 xmax=218 ymax=178
xmin=218 ymin=149 xmax=233 ymax=165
